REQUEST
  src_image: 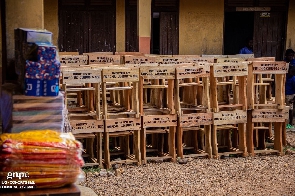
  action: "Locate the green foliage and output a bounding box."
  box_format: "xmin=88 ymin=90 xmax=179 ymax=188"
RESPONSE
xmin=284 ymin=145 xmax=295 ymax=152
xmin=82 ymin=166 xmax=114 ymax=173
xmin=82 ymin=166 xmax=101 ymax=173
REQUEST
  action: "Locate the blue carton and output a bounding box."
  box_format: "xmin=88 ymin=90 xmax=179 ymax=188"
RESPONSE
xmin=25 ymin=78 xmax=44 ymax=96
xmin=37 ymin=44 xmax=57 ymax=61
xmin=43 ymin=79 xmax=59 ymax=96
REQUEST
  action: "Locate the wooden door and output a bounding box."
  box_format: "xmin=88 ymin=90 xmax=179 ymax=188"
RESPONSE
xmin=224 ymin=0 xmax=288 ymax=59
xmin=152 ymin=0 xmax=179 ymax=55
xmin=58 ymin=0 xmax=116 ymax=53
xmin=59 ymin=10 xmax=89 ymax=53
xmin=253 ymin=11 xmax=287 ymax=60
xmin=88 ymin=11 xmax=116 ymax=52
xmin=125 ymin=0 xmax=138 ymax=52
xmin=159 ymin=12 xmax=179 ymax=55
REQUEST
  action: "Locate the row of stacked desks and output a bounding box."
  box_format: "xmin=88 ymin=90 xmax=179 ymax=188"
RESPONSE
xmin=60 ymin=55 xmax=289 ymax=168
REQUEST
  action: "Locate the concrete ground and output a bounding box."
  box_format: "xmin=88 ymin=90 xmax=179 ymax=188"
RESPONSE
xmin=77 ymin=185 xmax=98 ymax=196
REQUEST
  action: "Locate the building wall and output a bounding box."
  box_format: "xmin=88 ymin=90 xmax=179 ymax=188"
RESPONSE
xmin=6 ymin=0 xmax=44 ymax=60
xmin=138 ymin=0 xmax=151 ymax=54
xmin=116 ymin=0 xmax=125 ymax=52
xmin=44 ymin=0 xmax=58 ymax=47
xmin=286 ymin=0 xmax=295 ymax=50
xmin=4 ymin=0 xmax=295 ymax=59
xmin=179 ymin=0 xmax=224 ymax=55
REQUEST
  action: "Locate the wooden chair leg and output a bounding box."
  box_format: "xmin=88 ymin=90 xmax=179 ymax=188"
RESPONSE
xmin=238 ymin=123 xmax=248 ymax=157
xmin=140 ymin=127 xmax=146 ymax=164
xmin=282 ymin=121 xmax=287 ymax=146
xmin=212 ymin=125 xmax=218 ymax=158
xmin=96 ymin=132 xmax=103 ymax=168
xmin=225 ymin=129 xmax=232 ymax=151
xmin=247 ymin=111 xmax=254 ymax=156
xmin=232 ymin=129 xmax=238 ymax=148
xmin=134 ymin=130 xmax=141 ymax=165
xmin=176 ymin=126 xmax=183 ymax=158
xmin=169 ymin=126 xmax=176 ymax=162
xmin=158 ymin=133 xmax=164 ymax=154
xmin=205 ymin=125 xmax=212 ymax=158
xmin=274 ymin=122 xmax=283 ymax=155
xmin=194 ymin=130 xmax=199 ymax=153
xmin=104 ymin=132 xmax=111 ymax=169
xmin=258 ymin=130 xmax=266 ymax=150
xmin=86 ymin=138 xmax=94 ymax=160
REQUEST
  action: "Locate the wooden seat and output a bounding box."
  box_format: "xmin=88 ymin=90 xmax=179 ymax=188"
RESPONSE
xmin=210 ymin=59 xmax=249 ymax=158
xmin=175 ymin=62 xmax=213 ymax=159
xmin=62 ymin=67 xmax=103 ymax=167
xmin=247 ymin=60 xmax=288 ymax=156
xmin=101 ymin=67 xmax=141 ymax=169
xmin=139 ymin=64 xmax=177 ymax=164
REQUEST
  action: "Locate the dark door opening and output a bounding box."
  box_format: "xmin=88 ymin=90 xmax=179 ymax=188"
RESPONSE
xmin=224 ymin=10 xmax=287 ymax=60
xmin=125 ymin=0 xmax=138 ymax=52
xmin=152 ymin=12 xmax=160 ymax=54
xmin=151 ymin=12 xmax=179 ymax=55
xmin=151 ymin=0 xmax=179 ymax=55
xmin=224 ymin=12 xmax=254 ymax=55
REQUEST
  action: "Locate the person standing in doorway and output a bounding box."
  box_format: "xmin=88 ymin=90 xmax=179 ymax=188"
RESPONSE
xmin=285 ymin=48 xmax=295 ymax=65
xmin=239 ymin=38 xmax=253 ymax=54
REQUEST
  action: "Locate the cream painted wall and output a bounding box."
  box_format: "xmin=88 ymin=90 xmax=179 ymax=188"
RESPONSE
xmin=179 ymin=0 xmax=224 ymax=55
xmin=286 ymin=0 xmax=295 ymax=50
xmin=4 ymin=0 xmax=295 ymax=59
xmin=6 ymin=0 xmax=44 ymax=60
xmin=138 ymin=0 xmax=151 ymax=37
xmin=44 ymin=0 xmax=58 ymax=47
xmin=116 ymin=0 xmax=125 ymax=52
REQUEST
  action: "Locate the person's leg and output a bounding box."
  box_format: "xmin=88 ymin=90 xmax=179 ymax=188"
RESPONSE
xmin=290 ymin=108 xmax=293 ymax=125
xmin=1 ymin=87 xmax=13 ymax=133
xmin=285 ymin=95 xmax=294 ymax=128
xmin=291 ymin=94 xmax=295 ymax=125
xmin=1 ymin=83 xmax=23 ymax=133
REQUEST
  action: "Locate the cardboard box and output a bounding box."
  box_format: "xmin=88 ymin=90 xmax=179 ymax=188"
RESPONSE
xmin=14 ymin=28 xmax=53 ymax=92
xmin=43 ymin=78 xmax=59 ymax=96
xmin=37 ymin=44 xmax=57 ymax=61
xmin=25 ymin=78 xmax=44 ymax=96
xmin=15 ymin=28 xmax=52 ymax=44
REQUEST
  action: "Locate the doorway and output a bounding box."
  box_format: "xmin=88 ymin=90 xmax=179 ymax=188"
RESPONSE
xmin=125 ymin=0 xmax=138 ymax=52
xmin=224 ymin=0 xmax=289 ymax=59
xmin=151 ymin=0 xmax=179 ymax=55
xmin=224 ymin=12 xmax=254 ymax=55
xmin=253 ymin=11 xmax=287 ymax=60
xmin=152 ymin=12 xmax=160 ymax=54
xmin=151 ymin=12 xmax=179 ymax=55
xmin=58 ymin=0 xmax=116 ymax=53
